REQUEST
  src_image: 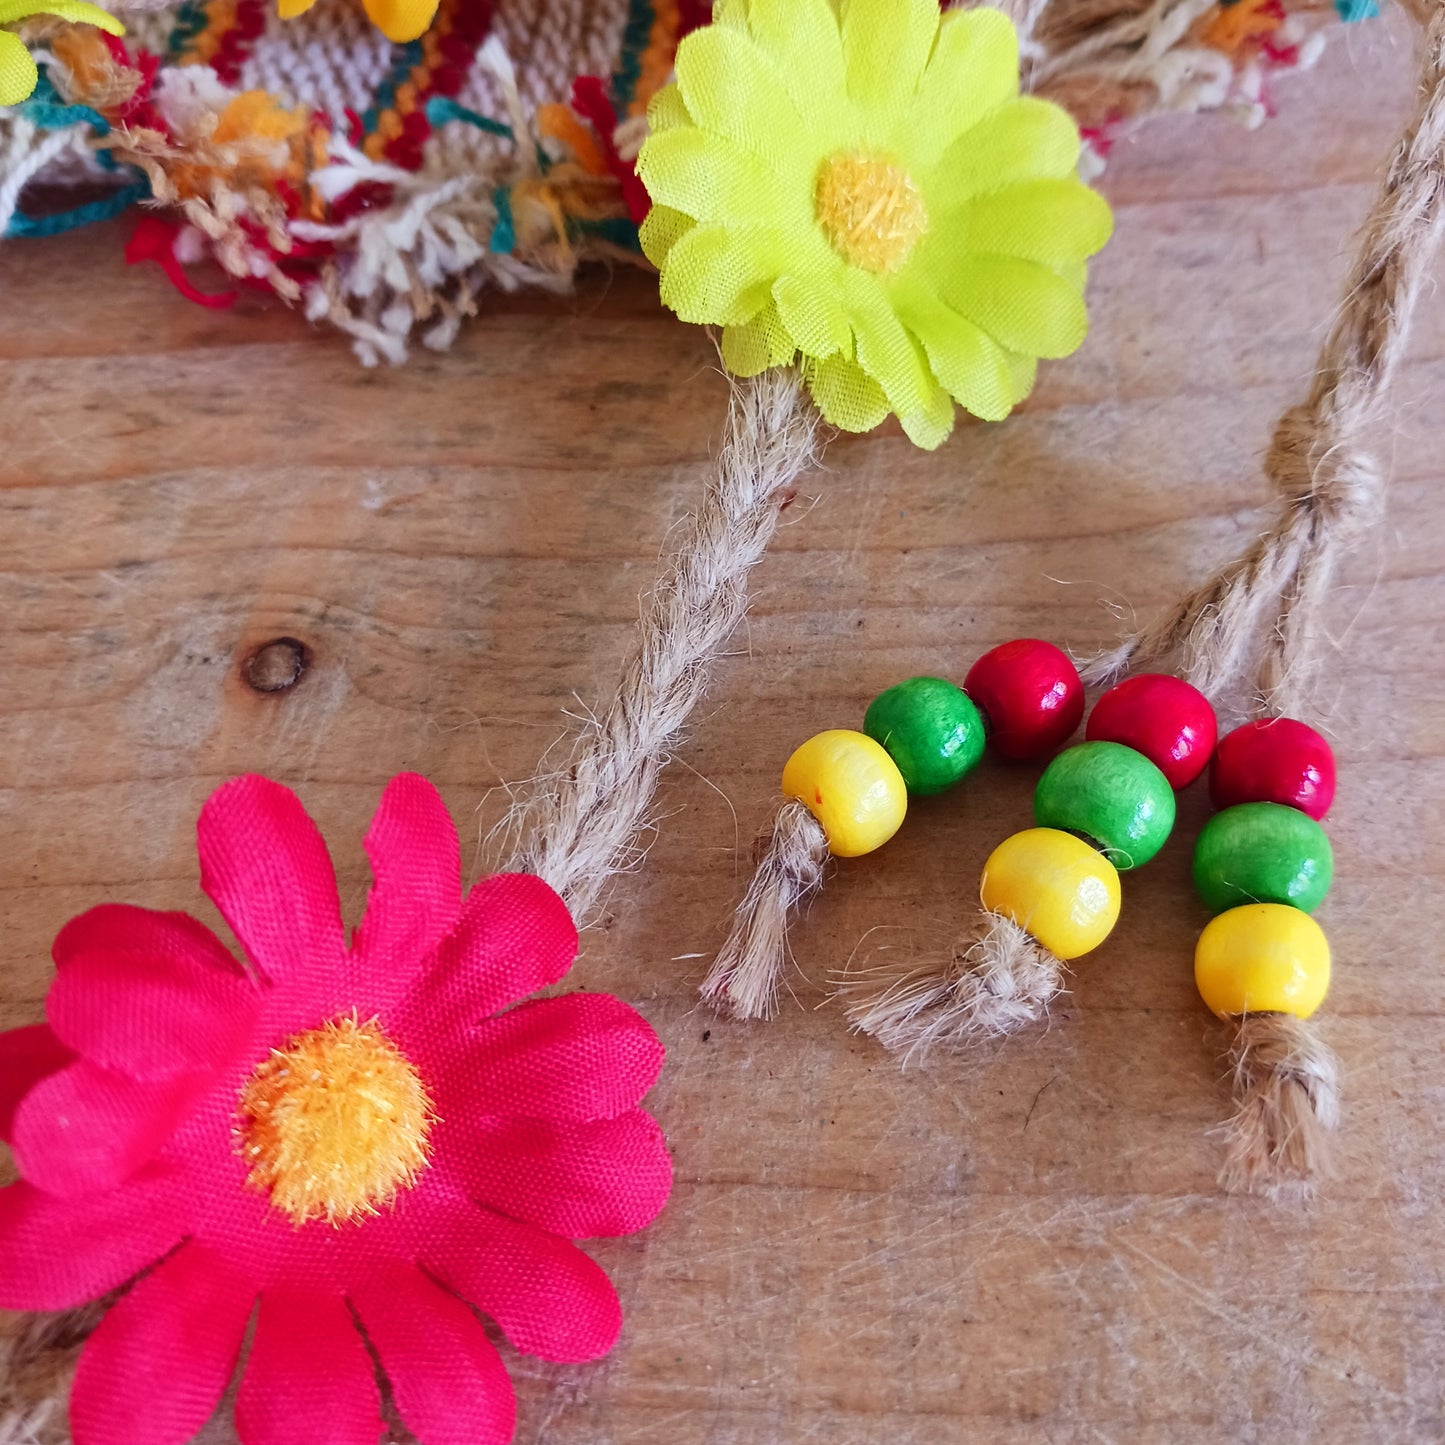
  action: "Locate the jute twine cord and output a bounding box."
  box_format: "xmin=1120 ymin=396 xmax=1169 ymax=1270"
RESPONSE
xmin=700 ymin=798 xmax=829 ymax=1020
xmin=1088 ymin=1 xmax=1445 ymax=1194
xmin=1083 ymin=0 xmax=1445 ymax=715
xmin=1222 ymin=1012 xmax=1341 ymax=1199
xmin=834 ymin=913 xmax=1064 ymax=1063
xmin=730 ymin=6 xmax=1445 ymax=1197
xmin=502 ymin=368 xmax=821 ymax=924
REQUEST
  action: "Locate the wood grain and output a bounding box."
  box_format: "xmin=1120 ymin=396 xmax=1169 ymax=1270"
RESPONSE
xmin=3 ymin=17 xmax=1444 ymax=1442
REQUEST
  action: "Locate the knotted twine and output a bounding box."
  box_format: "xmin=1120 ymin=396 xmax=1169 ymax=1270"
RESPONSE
xmin=842 ymin=4 xmax=1445 ymax=1199
xmin=1088 ymin=0 xmax=1445 ymax=1197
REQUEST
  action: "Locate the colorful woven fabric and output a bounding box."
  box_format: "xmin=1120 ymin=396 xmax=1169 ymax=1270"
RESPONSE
xmin=0 ymin=0 xmax=1371 ymax=361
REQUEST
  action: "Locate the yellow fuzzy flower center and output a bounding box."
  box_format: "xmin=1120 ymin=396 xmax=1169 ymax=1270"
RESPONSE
xmin=237 ymin=1014 xmax=435 ymax=1227
xmin=815 ymin=151 xmax=927 ymax=275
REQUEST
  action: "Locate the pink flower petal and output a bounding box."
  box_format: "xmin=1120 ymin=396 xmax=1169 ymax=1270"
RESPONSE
xmin=455 ymin=1109 xmax=673 ymax=1239
xmin=71 ymin=1242 xmax=254 ymax=1445
xmin=351 ymin=1263 xmax=516 ymax=1445
xmin=350 ymin=773 xmax=462 ymax=1002
xmin=236 ymin=1290 xmax=383 ymax=1445
xmin=399 ymin=874 xmax=577 ymax=1046
xmin=11 ymin=1059 xmax=208 ymax=1196
xmin=424 ymin=1204 xmax=622 ymax=1362
xmin=48 ymin=906 xmax=259 ymax=1081
xmin=0 ymin=1171 xmax=188 ymax=1311
xmin=0 ymin=1024 xmax=74 ymax=1143
xmin=448 ymin=993 xmax=664 ymax=1122
xmin=197 ymin=775 xmax=346 ymax=1001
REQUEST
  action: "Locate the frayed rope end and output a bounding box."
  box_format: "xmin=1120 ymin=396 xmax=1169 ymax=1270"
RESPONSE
xmin=700 ymin=798 xmax=828 ymax=1021
xmin=837 ymin=910 xmax=1066 ymax=1063
xmin=1218 ymin=1011 xmax=1340 ymax=1201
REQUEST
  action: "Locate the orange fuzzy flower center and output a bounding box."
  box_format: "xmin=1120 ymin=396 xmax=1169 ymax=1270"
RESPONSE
xmin=237 ymin=1013 xmax=435 ymax=1227
xmin=815 ymin=151 xmax=927 ymax=274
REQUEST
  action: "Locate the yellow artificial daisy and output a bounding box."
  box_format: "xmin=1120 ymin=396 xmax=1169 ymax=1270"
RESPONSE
xmin=0 ymin=0 xmax=123 ymax=107
xmin=636 ymin=0 xmax=1113 ymax=449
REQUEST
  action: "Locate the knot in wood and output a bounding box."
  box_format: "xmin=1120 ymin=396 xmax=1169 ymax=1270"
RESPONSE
xmin=244 ymin=638 xmax=309 ymax=693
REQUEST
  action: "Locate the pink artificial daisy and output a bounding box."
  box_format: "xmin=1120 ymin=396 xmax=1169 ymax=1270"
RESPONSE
xmin=0 ymin=774 xmax=672 ymax=1445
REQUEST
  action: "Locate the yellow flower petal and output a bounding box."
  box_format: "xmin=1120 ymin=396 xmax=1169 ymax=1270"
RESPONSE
xmin=900 ymin=287 xmax=1017 ymax=422
xmin=773 ymin=271 xmax=851 ymax=361
xmin=939 ymin=179 xmax=1113 ymax=268
xmin=674 ymin=22 xmax=809 ymax=169
xmin=843 ymin=270 xmax=934 ymax=418
xmin=943 ymin=255 xmax=1089 ymax=360
xmin=744 ymin=0 xmax=845 ymax=115
xmin=0 ymin=0 xmax=122 ymax=26
xmin=646 ymin=81 xmax=691 ymax=135
xmin=1005 ymin=350 xmax=1038 ymax=405
xmin=710 ymin=0 xmax=748 ymax=28
xmin=361 ymin=0 xmax=437 ymax=43
xmin=644 ymin=3 xmax=1108 ymax=449
xmin=276 ymin=0 xmax=317 ymax=16
xmin=0 ymin=29 xmax=38 ymax=107
xmin=722 ymin=300 xmax=797 ymax=376
xmin=899 ymin=380 xmax=956 ymax=450
xmin=1055 ymin=259 xmax=1088 ymax=293
xmin=914 ymin=177 xmax=1111 ymax=308
xmin=659 ymin=223 xmax=780 ymax=326
xmin=841 ymin=0 xmax=938 ymax=110
xmin=930 ymin=97 xmax=1080 ymax=201
xmin=803 ymin=352 xmax=891 ymax=434
xmin=636 ymin=127 xmax=779 ymax=227
xmin=638 ymin=203 xmax=695 ymax=269
xmin=903 ymin=7 xmax=1018 ymax=166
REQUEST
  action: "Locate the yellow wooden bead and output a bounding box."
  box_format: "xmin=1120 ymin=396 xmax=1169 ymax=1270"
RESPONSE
xmin=1194 ymin=903 xmax=1330 ymax=1019
xmin=781 ymin=730 xmax=907 ymax=858
xmin=979 ymin=827 xmax=1121 ymax=960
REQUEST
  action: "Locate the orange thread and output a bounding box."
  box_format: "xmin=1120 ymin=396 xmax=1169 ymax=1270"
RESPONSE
xmin=629 ymin=0 xmax=679 ymax=117
xmin=1203 ymin=0 xmax=1283 ymax=53
xmin=537 ymin=102 xmax=609 ymax=174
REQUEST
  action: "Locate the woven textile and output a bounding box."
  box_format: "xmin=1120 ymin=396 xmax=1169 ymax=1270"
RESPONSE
xmin=0 ymin=0 xmax=1368 ymax=362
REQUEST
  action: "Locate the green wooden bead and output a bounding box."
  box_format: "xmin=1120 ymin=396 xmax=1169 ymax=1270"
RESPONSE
xmin=863 ymin=677 xmax=986 ymax=796
xmin=1033 ymin=740 xmax=1176 ymax=869
xmin=1192 ymin=802 xmax=1334 ymax=915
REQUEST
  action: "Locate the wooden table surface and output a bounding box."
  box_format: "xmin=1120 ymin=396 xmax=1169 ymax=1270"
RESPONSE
xmin=4 ymin=16 xmax=1444 ymax=1442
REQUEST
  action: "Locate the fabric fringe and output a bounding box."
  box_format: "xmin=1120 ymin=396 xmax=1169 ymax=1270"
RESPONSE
xmin=2 ymin=0 xmax=1362 ymax=356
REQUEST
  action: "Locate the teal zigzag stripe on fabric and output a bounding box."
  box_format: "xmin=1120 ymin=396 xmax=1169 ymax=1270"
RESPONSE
xmin=610 ymin=0 xmax=655 ymax=110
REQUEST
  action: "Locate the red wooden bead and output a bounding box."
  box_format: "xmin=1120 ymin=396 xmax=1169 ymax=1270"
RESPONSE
xmin=1210 ymin=718 xmax=1336 ymax=820
xmin=964 ymin=639 xmax=1084 ymax=761
xmin=1085 ymin=673 xmax=1218 ymax=789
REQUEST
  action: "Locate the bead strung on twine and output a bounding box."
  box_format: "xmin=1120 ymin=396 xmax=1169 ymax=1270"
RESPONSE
xmin=1083 ymin=2 xmax=1445 ymax=716
xmin=501 ymin=369 xmax=820 ymax=921
xmin=846 ymin=677 xmax=1208 ymax=1057
xmin=1193 ymin=718 xmax=1340 ymax=1198
xmin=703 ymin=647 xmax=1079 ymax=1024
xmin=1083 ymin=8 xmax=1445 ymax=1195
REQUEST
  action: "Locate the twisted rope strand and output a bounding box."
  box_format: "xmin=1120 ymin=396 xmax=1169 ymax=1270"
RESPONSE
xmin=503 ymin=369 xmax=821 ymax=921
xmin=1085 ymin=2 xmax=1445 ymax=715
